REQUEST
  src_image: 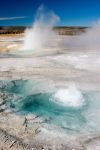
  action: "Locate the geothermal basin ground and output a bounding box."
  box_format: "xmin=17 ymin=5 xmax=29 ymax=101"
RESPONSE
xmin=0 ymin=33 xmax=100 ymax=150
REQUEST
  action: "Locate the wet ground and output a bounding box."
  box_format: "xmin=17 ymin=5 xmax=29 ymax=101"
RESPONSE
xmin=0 ymin=34 xmax=100 ymax=149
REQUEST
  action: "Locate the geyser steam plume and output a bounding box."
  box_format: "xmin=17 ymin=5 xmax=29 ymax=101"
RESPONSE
xmin=22 ymin=5 xmax=100 ymax=53
xmin=23 ymin=5 xmax=59 ymax=51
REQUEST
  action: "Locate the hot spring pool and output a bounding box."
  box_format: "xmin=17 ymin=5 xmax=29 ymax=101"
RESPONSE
xmin=0 ymin=79 xmax=100 ymax=134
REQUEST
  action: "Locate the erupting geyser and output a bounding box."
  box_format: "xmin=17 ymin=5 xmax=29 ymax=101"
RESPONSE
xmin=23 ymin=5 xmax=59 ymax=51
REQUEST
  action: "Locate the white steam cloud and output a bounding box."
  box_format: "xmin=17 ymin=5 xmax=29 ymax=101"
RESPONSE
xmin=22 ymin=5 xmax=100 ymax=57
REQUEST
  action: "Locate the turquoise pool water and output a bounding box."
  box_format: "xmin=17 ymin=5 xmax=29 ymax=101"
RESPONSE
xmin=0 ymin=79 xmax=100 ymax=133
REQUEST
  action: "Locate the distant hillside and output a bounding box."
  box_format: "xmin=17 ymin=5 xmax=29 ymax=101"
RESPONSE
xmin=0 ymin=26 xmax=88 ymax=35
xmin=54 ymin=26 xmax=88 ymax=35
xmin=0 ymin=26 xmax=26 ymax=34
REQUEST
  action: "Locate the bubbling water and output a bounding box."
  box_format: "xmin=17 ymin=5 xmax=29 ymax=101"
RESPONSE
xmin=52 ymin=85 xmax=85 ymax=108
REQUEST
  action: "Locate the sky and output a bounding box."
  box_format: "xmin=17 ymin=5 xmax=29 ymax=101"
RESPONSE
xmin=0 ymin=0 xmax=100 ymax=26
